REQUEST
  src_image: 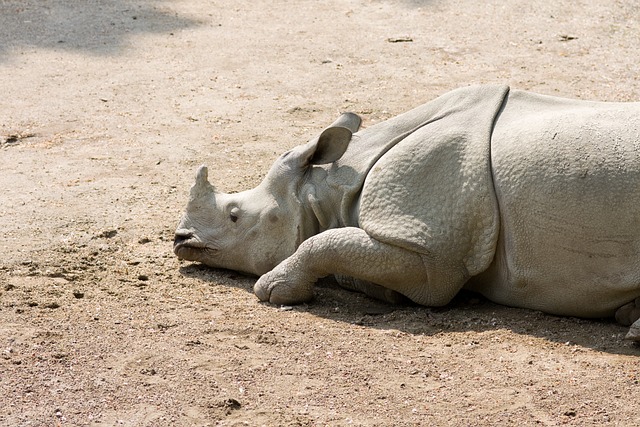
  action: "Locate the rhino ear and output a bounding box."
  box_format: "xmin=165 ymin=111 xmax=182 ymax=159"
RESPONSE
xmin=304 ymin=112 xmax=362 ymax=165
xmin=330 ymin=112 xmax=362 ymax=134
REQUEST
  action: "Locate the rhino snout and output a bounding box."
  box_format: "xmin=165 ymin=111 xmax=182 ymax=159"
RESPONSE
xmin=174 ymin=229 xmax=194 ymax=246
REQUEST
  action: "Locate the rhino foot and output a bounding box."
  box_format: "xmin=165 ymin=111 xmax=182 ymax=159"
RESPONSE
xmin=254 ymin=264 xmax=315 ymax=305
xmin=613 ymin=299 xmax=640 ymax=341
xmin=625 ymin=319 xmax=640 ymax=342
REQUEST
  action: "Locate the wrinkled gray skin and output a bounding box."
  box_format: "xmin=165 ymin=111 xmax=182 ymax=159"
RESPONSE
xmin=175 ymin=85 xmax=640 ymax=341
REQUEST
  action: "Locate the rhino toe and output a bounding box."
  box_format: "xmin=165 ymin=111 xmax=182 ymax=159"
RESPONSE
xmin=253 ymin=279 xmax=271 ymax=302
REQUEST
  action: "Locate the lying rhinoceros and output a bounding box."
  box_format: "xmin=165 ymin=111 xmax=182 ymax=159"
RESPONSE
xmin=174 ymin=84 xmax=640 ymax=341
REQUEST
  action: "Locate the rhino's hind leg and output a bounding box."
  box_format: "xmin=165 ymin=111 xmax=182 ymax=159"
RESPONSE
xmin=335 ymin=275 xmax=409 ymax=305
xmin=615 ymin=298 xmax=640 ymax=341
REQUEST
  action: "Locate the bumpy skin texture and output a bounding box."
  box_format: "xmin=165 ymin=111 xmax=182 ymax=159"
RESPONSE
xmin=176 ymin=85 xmax=640 ymax=341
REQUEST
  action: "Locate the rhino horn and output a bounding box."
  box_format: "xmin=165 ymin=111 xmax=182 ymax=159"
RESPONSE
xmin=190 ymin=165 xmax=216 ymax=199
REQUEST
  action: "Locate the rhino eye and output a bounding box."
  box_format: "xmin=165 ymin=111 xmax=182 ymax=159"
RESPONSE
xmin=229 ymin=207 xmax=240 ymax=223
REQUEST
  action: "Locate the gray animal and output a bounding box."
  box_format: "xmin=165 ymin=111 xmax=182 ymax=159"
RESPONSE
xmin=174 ymin=85 xmax=640 ymax=341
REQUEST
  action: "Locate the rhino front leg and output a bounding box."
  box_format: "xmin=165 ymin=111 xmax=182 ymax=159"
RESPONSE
xmin=254 ymin=227 xmax=468 ymax=306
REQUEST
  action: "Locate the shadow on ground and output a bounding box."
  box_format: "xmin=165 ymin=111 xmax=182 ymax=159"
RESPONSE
xmin=180 ymin=262 xmax=640 ymax=356
xmin=0 ymin=0 xmax=200 ymax=60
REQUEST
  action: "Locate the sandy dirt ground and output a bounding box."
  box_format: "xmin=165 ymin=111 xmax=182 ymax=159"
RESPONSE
xmin=1 ymin=0 xmax=640 ymax=425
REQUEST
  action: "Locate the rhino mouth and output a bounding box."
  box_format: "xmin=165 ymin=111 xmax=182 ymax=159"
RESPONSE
xmin=174 ymin=241 xmax=200 ymax=259
xmin=173 ymin=230 xmax=211 ymax=260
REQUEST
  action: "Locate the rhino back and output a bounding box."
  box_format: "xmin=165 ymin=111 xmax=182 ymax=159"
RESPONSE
xmin=473 ymin=90 xmax=640 ymax=317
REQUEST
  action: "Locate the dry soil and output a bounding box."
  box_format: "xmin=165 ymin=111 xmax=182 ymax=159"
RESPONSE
xmin=1 ymin=1 xmax=640 ymax=426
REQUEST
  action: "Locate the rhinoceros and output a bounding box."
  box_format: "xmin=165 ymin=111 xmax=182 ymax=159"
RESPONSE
xmin=174 ymin=84 xmax=640 ymax=341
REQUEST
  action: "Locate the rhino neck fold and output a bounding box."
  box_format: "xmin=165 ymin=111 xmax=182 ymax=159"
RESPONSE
xmin=297 ymin=178 xmax=350 ymax=241
xmin=300 ymin=180 xmax=340 ymax=234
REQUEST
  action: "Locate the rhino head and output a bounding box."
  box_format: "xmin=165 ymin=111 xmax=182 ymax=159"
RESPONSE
xmin=173 ymin=113 xmax=362 ymax=276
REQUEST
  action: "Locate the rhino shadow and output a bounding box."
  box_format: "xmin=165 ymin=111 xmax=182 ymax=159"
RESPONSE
xmin=179 ymin=263 xmax=639 ymax=356
xmin=0 ymin=0 xmax=200 ymax=61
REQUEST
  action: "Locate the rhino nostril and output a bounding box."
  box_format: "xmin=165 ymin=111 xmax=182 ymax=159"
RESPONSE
xmin=174 ymin=230 xmax=194 ymax=246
